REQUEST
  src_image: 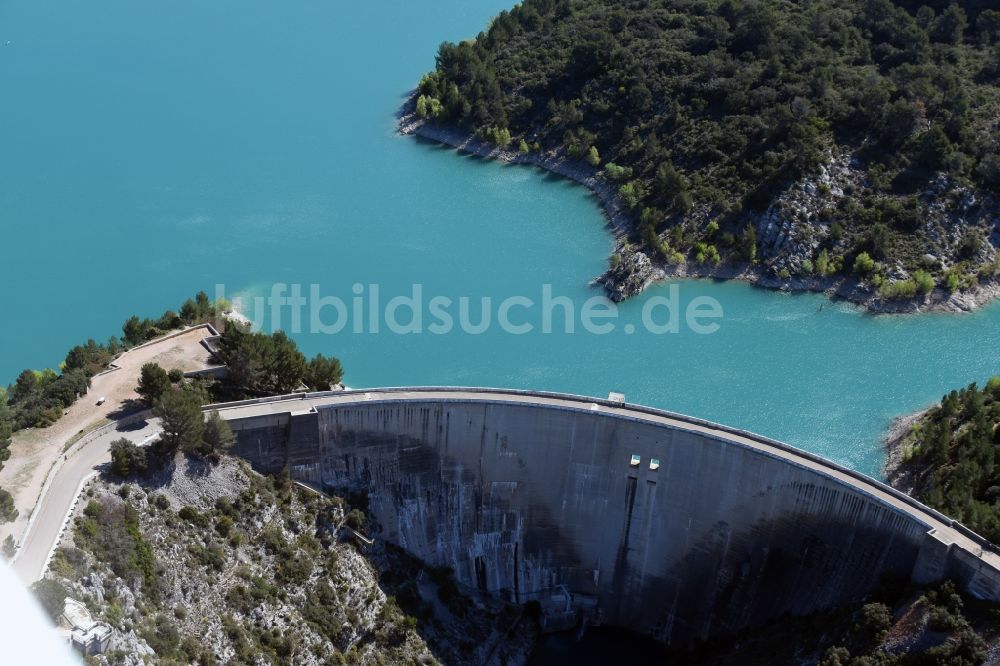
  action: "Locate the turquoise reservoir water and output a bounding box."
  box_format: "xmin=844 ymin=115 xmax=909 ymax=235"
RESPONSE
xmin=2 ymin=0 xmax=999 ymax=477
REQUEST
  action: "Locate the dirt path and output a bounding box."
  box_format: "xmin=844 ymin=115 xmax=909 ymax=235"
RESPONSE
xmin=0 ymin=325 xmax=217 ymax=547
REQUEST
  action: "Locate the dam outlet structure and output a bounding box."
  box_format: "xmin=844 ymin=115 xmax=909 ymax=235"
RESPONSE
xmin=209 ymin=388 xmax=1000 ymax=646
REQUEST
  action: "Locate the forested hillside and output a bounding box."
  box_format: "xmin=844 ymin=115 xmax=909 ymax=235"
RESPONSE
xmin=415 ymin=0 xmax=1000 ymax=302
xmin=889 ymin=378 xmax=1000 ymax=542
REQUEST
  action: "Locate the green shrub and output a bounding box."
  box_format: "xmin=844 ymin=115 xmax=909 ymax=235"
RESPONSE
xmin=50 ymin=548 xmax=88 ymax=578
xmin=277 ymin=553 xmax=314 ymax=584
xmin=415 ymin=94 xmax=443 ymax=119
xmin=604 ymin=163 xmax=632 ymax=181
xmin=740 ymin=226 xmax=757 ymax=263
xmin=815 ymin=250 xmax=830 ymax=276
xmin=261 ymin=524 xmax=290 ymax=555
xmin=618 ymin=181 xmax=644 ymax=209
xmin=694 ymin=243 xmax=721 ymax=265
xmin=84 ymin=499 xmax=100 ymax=518
xmin=0 ymin=488 xmax=18 ymax=523
xmin=482 ymin=126 xmax=512 ymax=147
xmin=345 ymin=509 xmax=367 ymax=532
xmin=913 ymin=270 xmax=935 ymax=294
xmin=215 ymin=515 xmax=234 ymax=537
xmin=2 ymin=535 xmax=16 ymax=560
xmin=215 ymin=496 xmax=236 ymax=517
xmin=857 ymin=602 xmax=892 ymax=643
xmin=143 ymin=614 xmax=181 ymax=658
xmin=853 ymin=252 xmax=877 ymax=275
xmin=104 ymin=602 xmax=124 ymax=627
xmin=303 ymin=354 xmax=344 ymax=392
xmin=704 ymin=220 xmax=719 ymax=239
xmin=189 ymin=543 xmax=226 ymax=571
xmin=178 ymin=506 xmax=209 ymax=528
xmin=880 ymin=279 xmax=918 ymax=300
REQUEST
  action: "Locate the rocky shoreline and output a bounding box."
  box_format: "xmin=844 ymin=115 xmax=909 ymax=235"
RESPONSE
xmin=398 ymin=99 xmax=1000 ymax=315
xmin=883 ymin=407 xmax=931 ymax=495
xmin=597 ymin=247 xmax=1000 ymax=313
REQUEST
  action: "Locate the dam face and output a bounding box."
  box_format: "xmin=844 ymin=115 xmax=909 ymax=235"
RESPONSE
xmin=220 ymin=390 xmax=1000 ymax=646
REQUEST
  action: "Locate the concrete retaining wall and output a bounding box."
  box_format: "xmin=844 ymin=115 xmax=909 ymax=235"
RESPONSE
xmin=222 ymin=392 xmax=996 ymax=646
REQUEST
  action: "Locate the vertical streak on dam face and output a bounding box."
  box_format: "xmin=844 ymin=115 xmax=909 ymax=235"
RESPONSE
xmin=611 ymin=474 xmax=639 ymax=623
xmin=226 ymin=396 xmax=982 ymax=646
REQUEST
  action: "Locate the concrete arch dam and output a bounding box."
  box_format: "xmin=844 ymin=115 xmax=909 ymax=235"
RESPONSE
xmin=211 ymin=388 xmax=1000 ymax=645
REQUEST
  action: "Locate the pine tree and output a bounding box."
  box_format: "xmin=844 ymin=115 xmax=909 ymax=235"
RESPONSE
xmin=137 ymin=363 xmax=172 ymax=405
xmin=155 ymin=387 xmax=205 ymax=454
xmin=201 ymin=411 xmax=235 ymax=456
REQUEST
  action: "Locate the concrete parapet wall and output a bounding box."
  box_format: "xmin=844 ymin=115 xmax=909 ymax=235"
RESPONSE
xmin=217 ymin=389 xmax=1000 ymax=645
xmin=948 ymin=545 xmax=1000 ymax=601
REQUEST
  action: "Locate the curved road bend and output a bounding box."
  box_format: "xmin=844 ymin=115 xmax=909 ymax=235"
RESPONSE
xmin=11 ymin=419 xmax=162 ymax=585
xmin=3 ymin=325 xmax=216 ymax=584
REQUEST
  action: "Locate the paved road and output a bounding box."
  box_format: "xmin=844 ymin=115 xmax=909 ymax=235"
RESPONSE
xmin=11 ymin=418 xmax=162 ymax=584
xmin=210 ymin=387 xmax=1000 ymax=572
xmin=0 ymin=325 xmax=216 ymax=552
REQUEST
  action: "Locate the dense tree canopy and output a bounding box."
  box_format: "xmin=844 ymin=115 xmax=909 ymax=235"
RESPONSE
xmin=2 ymin=290 xmax=225 ymax=433
xmin=0 ymin=395 xmax=14 ymax=525
xmin=216 ymin=327 xmax=307 ymax=396
xmin=418 ymin=0 xmax=1000 ymax=279
xmin=902 ymin=377 xmax=1000 ymax=542
xmin=64 ymin=338 xmax=118 ymax=377
xmin=216 ymin=325 xmax=344 ymax=398
xmin=5 ymin=368 xmax=90 ymax=430
xmin=0 ymin=396 xmax=12 ymax=470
